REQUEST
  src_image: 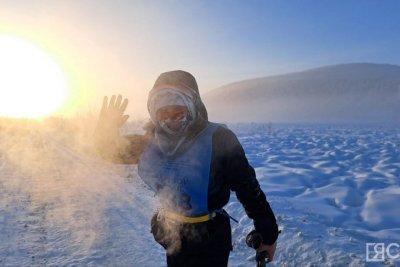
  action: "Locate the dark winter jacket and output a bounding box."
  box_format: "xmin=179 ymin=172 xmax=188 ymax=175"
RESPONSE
xmin=105 ymin=119 xmax=278 ymax=245
xmin=95 ymin=70 xmax=278 ymax=246
xmin=208 ymin=124 xmax=278 ymax=245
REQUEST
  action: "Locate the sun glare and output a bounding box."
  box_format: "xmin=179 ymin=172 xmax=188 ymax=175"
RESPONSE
xmin=0 ymin=35 xmax=68 ymax=118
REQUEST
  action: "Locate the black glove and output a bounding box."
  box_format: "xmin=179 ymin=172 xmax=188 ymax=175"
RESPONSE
xmin=246 ymin=230 xmax=269 ymax=267
xmin=96 ymin=95 xmax=129 ymax=133
xmin=94 ymin=95 xmax=130 ymax=160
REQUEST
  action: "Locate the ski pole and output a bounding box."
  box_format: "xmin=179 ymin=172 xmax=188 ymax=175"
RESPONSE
xmin=256 ymin=250 xmax=268 ymax=267
xmin=246 ymin=230 xmax=268 ymax=267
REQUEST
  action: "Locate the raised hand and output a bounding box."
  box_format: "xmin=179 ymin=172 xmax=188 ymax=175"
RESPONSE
xmin=98 ymin=94 xmax=130 ymax=131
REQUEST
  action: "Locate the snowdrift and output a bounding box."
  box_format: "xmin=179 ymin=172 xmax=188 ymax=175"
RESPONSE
xmin=0 ymin=118 xmax=399 ymax=266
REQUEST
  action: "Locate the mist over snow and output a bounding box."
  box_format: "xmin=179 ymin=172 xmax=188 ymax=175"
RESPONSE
xmin=0 ymin=117 xmax=399 ymax=266
xmin=203 ymin=63 xmax=400 ymax=124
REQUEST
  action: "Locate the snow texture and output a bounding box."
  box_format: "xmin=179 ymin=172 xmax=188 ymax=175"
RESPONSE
xmin=0 ymin=119 xmax=399 ymax=266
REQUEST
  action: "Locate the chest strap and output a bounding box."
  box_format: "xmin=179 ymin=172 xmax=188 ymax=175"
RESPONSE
xmin=163 ymin=210 xmax=217 ymax=223
xmin=159 ymin=209 xmax=239 ymax=224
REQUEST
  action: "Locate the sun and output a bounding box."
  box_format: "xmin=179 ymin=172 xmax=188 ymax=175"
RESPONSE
xmin=0 ymin=35 xmax=68 ymax=118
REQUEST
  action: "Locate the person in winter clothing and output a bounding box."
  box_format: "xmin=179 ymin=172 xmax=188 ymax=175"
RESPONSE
xmin=95 ymin=70 xmax=278 ymax=267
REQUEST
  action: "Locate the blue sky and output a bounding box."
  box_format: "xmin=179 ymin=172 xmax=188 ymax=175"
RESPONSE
xmin=127 ymin=0 xmax=400 ymax=83
xmin=1 ymin=0 xmax=399 ymax=115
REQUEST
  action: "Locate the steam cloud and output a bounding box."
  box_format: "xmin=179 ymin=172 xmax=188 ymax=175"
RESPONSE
xmin=0 ymin=116 xmax=155 ymax=264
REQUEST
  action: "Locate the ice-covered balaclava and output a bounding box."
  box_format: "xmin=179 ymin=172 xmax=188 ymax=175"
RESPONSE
xmin=148 ymin=70 xmax=207 ymax=134
xmin=147 ymin=70 xmax=208 ymax=155
xmin=148 ymin=88 xmax=195 ymax=136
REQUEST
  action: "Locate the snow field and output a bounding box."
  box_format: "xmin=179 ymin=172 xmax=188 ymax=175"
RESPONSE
xmin=0 ymin=120 xmax=399 ymax=266
xmin=228 ymin=124 xmax=400 ymax=266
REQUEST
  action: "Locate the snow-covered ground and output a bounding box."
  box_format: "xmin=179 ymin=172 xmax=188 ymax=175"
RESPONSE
xmin=0 ymin=120 xmax=399 ymax=266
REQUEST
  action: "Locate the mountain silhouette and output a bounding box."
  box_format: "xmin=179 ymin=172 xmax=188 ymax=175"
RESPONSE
xmin=203 ymin=63 xmax=400 ymax=124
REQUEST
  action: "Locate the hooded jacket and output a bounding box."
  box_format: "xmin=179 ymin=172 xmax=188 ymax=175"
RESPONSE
xmin=99 ymin=70 xmax=279 ymax=245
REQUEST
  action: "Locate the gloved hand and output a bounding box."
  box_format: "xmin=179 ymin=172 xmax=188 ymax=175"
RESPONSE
xmin=96 ymin=95 xmax=129 ymax=133
xmin=246 ymin=230 xmax=277 ymax=266
xmin=94 ymin=95 xmax=130 ymax=161
xmin=257 ymin=241 xmax=277 ymax=263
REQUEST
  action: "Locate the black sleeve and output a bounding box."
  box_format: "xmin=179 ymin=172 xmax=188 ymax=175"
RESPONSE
xmin=94 ymin=126 xmax=150 ymax=165
xmin=215 ymin=127 xmax=279 ymax=245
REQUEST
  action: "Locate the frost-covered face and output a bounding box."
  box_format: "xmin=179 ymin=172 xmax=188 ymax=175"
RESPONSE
xmin=148 ymin=88 xmax=196 ymax=136
xmin=156 ymin=105 xmax=189 ymax=135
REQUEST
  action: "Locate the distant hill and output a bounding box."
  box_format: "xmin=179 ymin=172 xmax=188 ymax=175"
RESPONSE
xmin=203 ymin=63 xmax=400 ymax=124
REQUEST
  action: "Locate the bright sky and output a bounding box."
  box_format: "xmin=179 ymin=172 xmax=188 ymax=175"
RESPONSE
xmin=0 ymin=0 xmax=399 ymax=118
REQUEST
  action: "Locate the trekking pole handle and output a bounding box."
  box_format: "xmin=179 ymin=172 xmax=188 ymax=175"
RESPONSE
xmin=256 ymin=250 xmax=268 ymax=267
xmin=246 ymin=230 xmax=269 ymax=266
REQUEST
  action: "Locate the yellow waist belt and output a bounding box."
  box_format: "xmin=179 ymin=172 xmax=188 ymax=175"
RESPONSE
xmin=164 ymin=211 xmax=217 ymax=223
